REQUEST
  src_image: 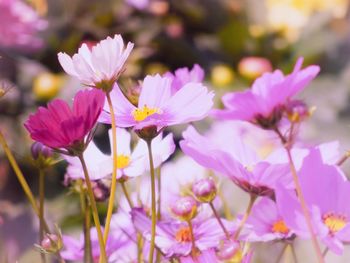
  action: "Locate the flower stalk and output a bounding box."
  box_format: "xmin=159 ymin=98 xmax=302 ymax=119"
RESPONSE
xmin=233 ymin=194 xmax=256 ymax=240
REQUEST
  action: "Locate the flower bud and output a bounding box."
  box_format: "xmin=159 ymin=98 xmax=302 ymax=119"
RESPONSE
xmin=238 ymin=57 xmax=272 ymax=79
xmin=285 ymin=100 xmax=312 ymax=123
xmin=31 ymin=142 xmax=53 ymax=160
xmin=92 ymin=180 xmax=110 ymax=202
xmin=170 ymin=196 xmax=197 ymax=221
xmin=40 ymin=234 xmax=62 ymax=253
xmin=192 ymin=178 xmax=217 ymax=203
xmin=216 ymin=240 xmax=242 ymax=262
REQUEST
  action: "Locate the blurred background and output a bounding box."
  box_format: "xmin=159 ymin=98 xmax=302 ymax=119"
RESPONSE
xmin=1 ymin=0 xmax=350 ymax=262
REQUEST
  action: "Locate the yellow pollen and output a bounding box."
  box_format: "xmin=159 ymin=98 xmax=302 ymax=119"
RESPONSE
xmin=272 ymin=220 xmax=289 ymax=234
xmin=175 ymin=227 xmax=192 ymax=243
xmin=132 ymin=105 xmax=160 ymax=122
xmin=323 ymin=213 xmax=347 ymax=233
xmin=115 ymin=155 xmax=130 ymax=169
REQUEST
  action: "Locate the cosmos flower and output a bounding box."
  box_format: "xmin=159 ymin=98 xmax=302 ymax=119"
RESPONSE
xmin=24 ymin=89 xmax=105 ymax=150
xmin=64 ymin=128 xmax=175 ymax=180
xmin=276 ymin=149 xmax=350 ymax=254
xmin=131 ymin=208 xmax=236 ymax=259
xmin=244 ymin=197 xmax=293 ymax=242
xmin=164 ymin=64 xmax=205 ymax=94
xmin=58 ymin=35 xmax=134 ymax=91
xmin=180 ymin=126 xmax=292 ymax=196
xmin=0 ymin=0 xmax=47 ymax=50
xmin=98 ymin=74 xmax=214 ymax=131
xmin=212 ymin=57 xmax=319 ymax=129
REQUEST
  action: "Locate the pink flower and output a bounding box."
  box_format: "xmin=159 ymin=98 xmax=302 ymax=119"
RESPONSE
xmin=0 ymin=0 xmax=47 ymax=50
xmin=164 ymin=64 xmax=205 ymax=94
xmin=212 ymin=57 xmax=320 ymax=128
xmin=58 ymin=35 xmax=134 ymax=90
xmin=98 ymin=74 xmax=214 ymax=131
xmin=244 ymin=197 xmax=293 ymax=242
xmin=276 ymin=149 xmax=350 ymax=254
xmin=24 ymin=89 xmax=105 ymax=150
xmin=180 ymin=126 xmax=293 ymax=196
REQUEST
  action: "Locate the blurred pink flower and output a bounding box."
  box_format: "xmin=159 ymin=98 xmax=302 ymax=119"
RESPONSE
xmin=238 ymin=57 xmax=272 ymax=79
xmin=99 ymin=74 xmax=214 ymax=131
xmin=24 ymin=89 xmax=105 ymax=150
xmin=276 ymin=149 xmax=350 ymax=254
xmin=164 ymin=64 xmax=205 ymax=93
xmin=213 ymin=57 xmax=320 ymax=128
xmin=180 ymin=126 xmax=293 ymax=196
xmin=0 ymin=0 xmax=47 ymax=50
xmin=58 ymin=35 xmax=134 ymax=90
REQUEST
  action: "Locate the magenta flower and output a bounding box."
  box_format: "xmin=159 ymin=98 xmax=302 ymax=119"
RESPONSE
xmin=58 ymin=35 xmax=134 ymax=90
xmin=24 ymin=89 xmax=105 ymax=150
xmin=180 ymin=126 xmax=292 ymax=196
xmin=244 ymin=197 xmax=293 ymax=242
xmin=164 ymin=64 xmax=205 ymax=93
xmin=212 ymin=57 xmax=320 ymax=128
xmin=276 ymin=149 xmax=350 ymax=254
xmin=131 ymin=208 xmax=236 ymax=258
xmin=0 ymin=0 xmax=47 ymax=50
xmin=99 ymin=74 xmax=214 ymax=131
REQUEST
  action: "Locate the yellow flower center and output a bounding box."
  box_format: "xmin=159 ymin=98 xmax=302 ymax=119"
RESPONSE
xmin=175 ymin=227 xmax=192 ymax=243
xmin=115 ymin=155 xmax=130 ymax=169
xmin=323 ymin=213 xmax=347 ymax=233
xmin=272 ymin=220 xmax=289 ymax=234
xmin=132 ymin=105 xmax=160 ymax=122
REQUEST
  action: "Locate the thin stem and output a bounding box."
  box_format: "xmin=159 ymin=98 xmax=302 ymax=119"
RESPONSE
xmin=209 ymin=202 xmax=230 ymax=240
xmin=79 ymin=181 xmax=92 ymax=263
xmin=290 ymin=243 xmax=298 ymax=263
xmin=336 ymin=151 xmax=350 ymax=166
xmin=78 ymin=154 xmax=107 ymax=263
xmin=285 ymin=146 xmax=324 ymax=263
xmin=103 ymin=91 xmax=118 ymax=245
xmin=156 ymin=167 xmax=161 ymax=221
xmin=274 ymin=243 xmax=288 ymax=263
xmin=274 ymin=127 xmax=324 ymax=263
xmin=233 ymin=194 xmax=257 ymax=240
xmin=39 ymin=169 xmax=46 ymax=263
xmin=322 ymin=247 xmax=329 ymax=258
xmin=146 ymin=140 xmax=157 ymax=263
xmin=121 ymin=181 xmax=134 ymax=209
xmin=0 ymin=131 xmax=50 ymax=232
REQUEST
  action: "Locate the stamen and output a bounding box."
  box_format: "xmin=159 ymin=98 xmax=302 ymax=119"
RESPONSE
xmin=116 ymin=155 xmax=130 ymax=169
xmin=323 ymin=212 xmax=347 ymax=233
xmin=175 ymin=227 xmax=192 ymax=243
xmin=132 ymin=105 xmax=160 ymax=122
xmin=272 ymin=220 xmax=289 ymax=234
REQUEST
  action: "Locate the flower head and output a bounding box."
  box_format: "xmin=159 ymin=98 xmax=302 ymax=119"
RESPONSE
xmin=276 ymin=149 xmax=350 ymax=254
xmin=0 ymin=0 xmax=47 ymax=50
xmin=164 ymin=64 xmax=205 ymax=94
xmin=58 ymin=35 xmax=134 ymax=91
xmin=24 ymin=89 xmax=105 ymax=151
xmin=180 ymin=126 xmax=293 ymax=196
xmin=212 ymin=57 xmax=320 ymax=128
xmin=99 ymin=74 xmax=214 ymax=133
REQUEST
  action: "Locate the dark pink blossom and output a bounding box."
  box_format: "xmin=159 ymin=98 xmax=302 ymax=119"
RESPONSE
xmin=24 ymin=89 xmax=105 ymax=150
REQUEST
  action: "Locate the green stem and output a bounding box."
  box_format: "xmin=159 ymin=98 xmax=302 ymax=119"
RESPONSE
xmin=103 ymin=91 xmax=118 ymax=245
xmin=39 ymin=169 xmax=46 ymax=263
xmin=155 ymin=167 xmax=162 ymax=263
xmin=0 ymin=131 xmax=50 ymax=232
xmin=233 ymin=194 xmax=256 ymax=240
xmin=209 ymin=202 xmax=230 ymax=240
xmin=78 ymin=154 xmax=107 ymax=262
xmin=78 ymin=181 xmax=92 ymax=263
xmin=146 ymin=140 xmax=157 ymax=263
xmin=274 ymin=243 xmax=288 ymax=263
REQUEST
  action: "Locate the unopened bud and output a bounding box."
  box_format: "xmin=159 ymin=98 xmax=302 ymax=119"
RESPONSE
xmin=31 ymin=142 xmax=53 ymax=160
xmin=192 ymin=178 xmax=217 ymax=203
xmin=40 ymin=234 xmax=62 ymax=253
xmin=285 ymin=100 xmax=312 ymax=123
xmin=238 ymin=57 xmax=272 ymax=80
xmin=170 ymin=196 xmax=197 ymax=221
xmin=216 ymin=240 xmax=242 ymax=262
